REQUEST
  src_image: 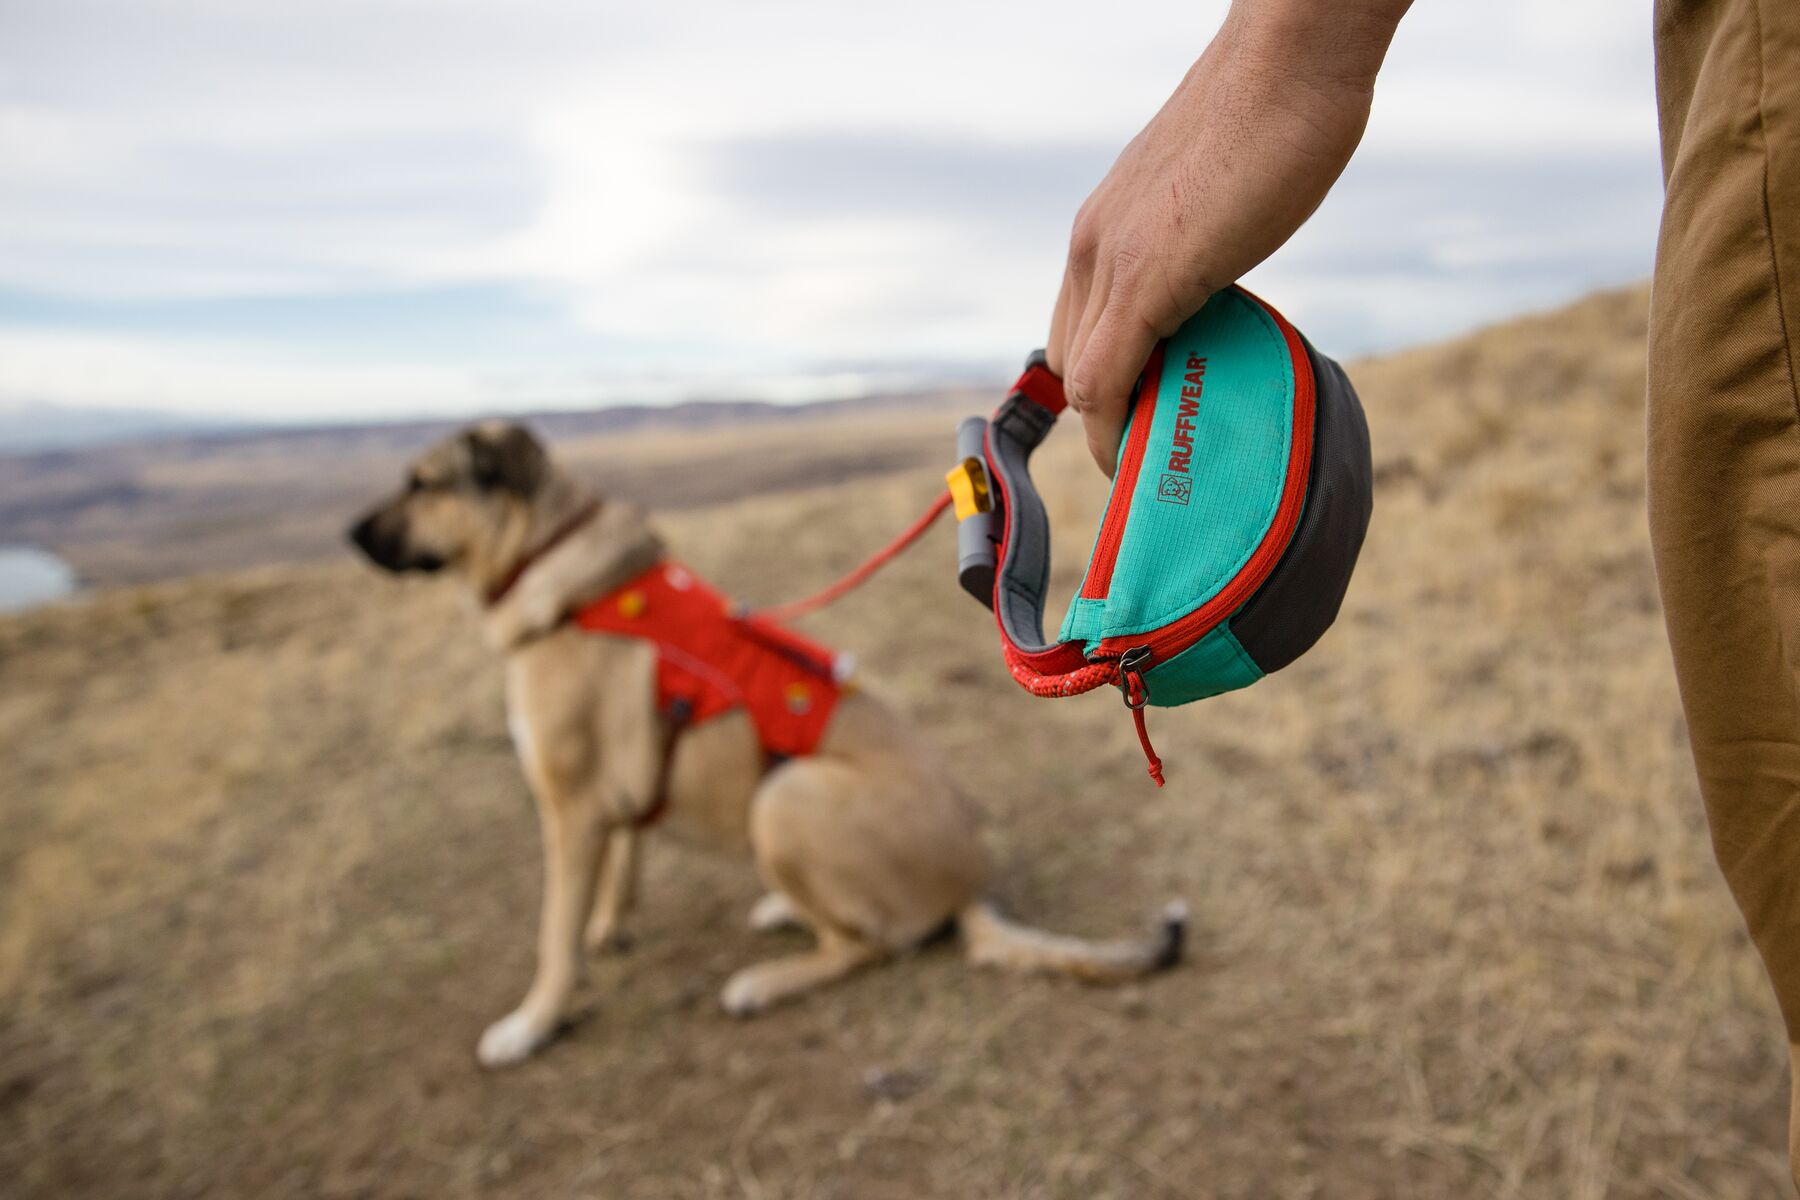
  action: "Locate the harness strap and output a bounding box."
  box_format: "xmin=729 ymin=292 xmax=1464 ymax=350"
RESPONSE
xmin=732 ymin=614 xmax=841 ymax=682
xmin=633 ymin=697 xmax=693 ymax=829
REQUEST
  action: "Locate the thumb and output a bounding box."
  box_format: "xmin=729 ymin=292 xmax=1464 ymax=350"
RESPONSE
xmin=1067 ymin=297 xmax=1160 ymax=477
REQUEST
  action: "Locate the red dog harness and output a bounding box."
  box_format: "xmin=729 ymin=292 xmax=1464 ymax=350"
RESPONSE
xmin=572 ymin=562 xmax=846 ymax=806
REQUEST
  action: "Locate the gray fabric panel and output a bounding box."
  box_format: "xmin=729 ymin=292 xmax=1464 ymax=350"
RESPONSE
xmin=1229 ymin=339 xmax=1372 ymax=673
xmin=987 ymin=394 xmax=1060 ymax=655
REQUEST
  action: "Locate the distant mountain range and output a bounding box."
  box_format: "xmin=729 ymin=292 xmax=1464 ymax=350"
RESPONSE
xmin=0 ymin=388 xmax=994 ymax=456
xmin=0 ymin=385 xmax=990 ymax=585
xmin=0 ymin=400 xmax=255 ymax=452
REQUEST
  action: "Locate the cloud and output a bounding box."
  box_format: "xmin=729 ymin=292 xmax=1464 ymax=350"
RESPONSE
xmin=1255 ymin=145 xmax=1664 ymax=351
xmin=0 ymin=0 xmax=1664 ymax=415
xmin=701 ymin=132 xmax=1114 ymax=236
xmin=1 ymin=128 xmax=536 ymax=301
xmin=0 ymin=326 xmax=477 ymax=419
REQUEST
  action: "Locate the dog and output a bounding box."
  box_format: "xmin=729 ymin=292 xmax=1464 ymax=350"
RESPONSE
xmin=349 ymin=420 xmax=1183 ymax=1068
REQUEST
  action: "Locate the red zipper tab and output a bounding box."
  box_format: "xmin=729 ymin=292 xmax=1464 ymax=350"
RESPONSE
xmin=1117 ymin=646 xmax=1166 ymax=787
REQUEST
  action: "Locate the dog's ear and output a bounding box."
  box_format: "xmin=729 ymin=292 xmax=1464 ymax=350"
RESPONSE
xmin=465 ymin=422 xmax=547 ymax=497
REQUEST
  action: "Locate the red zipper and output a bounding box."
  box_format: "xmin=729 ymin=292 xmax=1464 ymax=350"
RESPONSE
xmin=1093 ymin=295 xmax=1317 ymax=667
xmin=1078 ymin=343 xmax=1167 ymax=600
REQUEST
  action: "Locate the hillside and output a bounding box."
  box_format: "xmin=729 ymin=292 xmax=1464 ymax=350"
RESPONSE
xmin=0 ymin=389 xmax=983 ymax=585
xmin=4 ymin=283 xmax=1793 ymax=1198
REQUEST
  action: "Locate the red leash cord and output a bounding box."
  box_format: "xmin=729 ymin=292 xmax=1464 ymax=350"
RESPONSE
xmin=754 ymin=490 xmax=954 ymax=624
xmin=753 ymin=484 xmax=1166 ymax=787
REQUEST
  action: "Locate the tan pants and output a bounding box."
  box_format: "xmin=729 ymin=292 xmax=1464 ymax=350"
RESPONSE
xmin=1650 ymin=0 xmax=1800 ymax=1177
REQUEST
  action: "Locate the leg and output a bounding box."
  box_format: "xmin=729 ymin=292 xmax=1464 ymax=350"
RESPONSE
xmin=718 ymin=749 xmax=988 ymax=1016
xmin=719 ymin=930 xmax=882 ymax=1017
xmin=1652 ymin=0 xmax=1800 ymax=1178
xmin=477 ymin=798 xmax=606 ymax=1068
xmin=584 ymin=827 xmax=642 ymax=953
xmin=747 ymin=890 xmax=804 ymax=933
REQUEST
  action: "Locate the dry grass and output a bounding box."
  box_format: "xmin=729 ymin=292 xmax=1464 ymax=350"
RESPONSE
xmin=2 ymin=283 xmax=1792 ymax=1198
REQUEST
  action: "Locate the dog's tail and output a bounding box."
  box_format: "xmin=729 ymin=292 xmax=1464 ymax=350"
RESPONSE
xmin=958 ymin=897 xmax=1186 ymax=984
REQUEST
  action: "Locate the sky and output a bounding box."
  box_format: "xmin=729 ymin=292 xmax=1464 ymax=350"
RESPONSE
xmin=0 ymin=1 xmax=1662 ymax=423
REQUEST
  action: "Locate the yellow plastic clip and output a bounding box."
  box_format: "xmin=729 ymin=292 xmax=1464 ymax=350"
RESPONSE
xmin=945 ymin=457 xmax=992 ymax=522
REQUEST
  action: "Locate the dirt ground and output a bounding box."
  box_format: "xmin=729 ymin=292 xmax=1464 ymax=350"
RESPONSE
xmin=3 ymin=285 xmax=1793 ymax=1198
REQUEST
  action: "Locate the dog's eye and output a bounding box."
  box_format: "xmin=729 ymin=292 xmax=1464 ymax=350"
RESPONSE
xmin=405 ymin=472 xmax=428 ymax=494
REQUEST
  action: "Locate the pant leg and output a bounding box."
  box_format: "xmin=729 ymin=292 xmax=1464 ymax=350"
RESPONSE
xmin=1649 ymin=0 xmax=1800 ymax=1176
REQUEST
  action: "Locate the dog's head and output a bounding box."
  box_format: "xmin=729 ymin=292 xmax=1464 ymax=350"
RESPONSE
xmin=348 ymin=420 xmax=549 ymax=578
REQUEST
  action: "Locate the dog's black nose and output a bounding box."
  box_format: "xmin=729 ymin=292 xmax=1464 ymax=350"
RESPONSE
xmin=349 ymin=511 xmax=405 ymax=570
xmin=348 ymin=513 xmax=380 ymax=557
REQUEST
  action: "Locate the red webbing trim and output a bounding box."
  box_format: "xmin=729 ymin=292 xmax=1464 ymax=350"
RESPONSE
xmin=1013 ymin=363 xmax=1067 ymax=414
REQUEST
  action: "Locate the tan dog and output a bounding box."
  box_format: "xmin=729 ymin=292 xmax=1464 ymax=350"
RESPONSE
xmin=349 ymin=420 xmax=1182 ymax=1068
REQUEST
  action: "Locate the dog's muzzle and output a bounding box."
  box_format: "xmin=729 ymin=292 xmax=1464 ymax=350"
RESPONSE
xmin=348 ymin=510 xmax=443 ymax=574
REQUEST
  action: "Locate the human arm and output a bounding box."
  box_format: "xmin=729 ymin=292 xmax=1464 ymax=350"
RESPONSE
xmin=1048 ymin=0 xmax=1412 ymax=472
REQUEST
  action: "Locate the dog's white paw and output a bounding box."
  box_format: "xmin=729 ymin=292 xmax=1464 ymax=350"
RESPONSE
xmin=720 ymin=969 xmax=773 ymax=1018
xmin=477 ymin=1010 xmax=551 ymax=1068
xmin=747 ymin=892 xmax=801 ymax=933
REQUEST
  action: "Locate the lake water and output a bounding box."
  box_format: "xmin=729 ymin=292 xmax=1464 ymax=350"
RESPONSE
xmin=0 ymin=545 xmax=79 ymax=612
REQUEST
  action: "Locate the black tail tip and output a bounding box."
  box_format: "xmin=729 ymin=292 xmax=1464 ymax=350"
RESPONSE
xmin=1152 ymin=900 xmax=1188 ymax=971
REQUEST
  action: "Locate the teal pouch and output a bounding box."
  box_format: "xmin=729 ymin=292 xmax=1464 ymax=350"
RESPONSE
xmin=952 ymin=287 xmax=1371 ymax=780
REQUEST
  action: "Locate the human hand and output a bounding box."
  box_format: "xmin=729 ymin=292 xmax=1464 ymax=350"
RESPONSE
xmin=1047 ymin=0 xmax=1411 ymax=473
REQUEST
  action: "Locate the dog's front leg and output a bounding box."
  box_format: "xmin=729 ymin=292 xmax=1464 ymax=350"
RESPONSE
xmin=477 ymin=793 xmax=607 ymax=1069
xmin=584 ymin=827 xmax=641 ymax=953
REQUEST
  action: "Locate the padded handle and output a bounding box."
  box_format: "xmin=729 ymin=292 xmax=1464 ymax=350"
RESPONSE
xmin=986 ymin=352 xmax=1064 ymax=656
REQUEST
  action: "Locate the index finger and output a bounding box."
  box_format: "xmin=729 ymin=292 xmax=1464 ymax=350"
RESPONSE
xmin=1067 ymin=293 xmax=1159 ymax=477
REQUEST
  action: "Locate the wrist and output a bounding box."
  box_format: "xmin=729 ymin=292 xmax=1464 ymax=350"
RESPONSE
xmin=1222 ymin=0 xmax=1409 ymax=96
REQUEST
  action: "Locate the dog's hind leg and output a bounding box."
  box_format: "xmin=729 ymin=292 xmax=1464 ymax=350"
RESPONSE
xmin=720 ymin=751 xmax=985 ymax=1016
xmin=720 ymin=930 xmax=881 ymax=1016
xmin=584 ymin=827 xmax=641 ymax=953
xmin=747 ymin=890 xmax=804 ymax=933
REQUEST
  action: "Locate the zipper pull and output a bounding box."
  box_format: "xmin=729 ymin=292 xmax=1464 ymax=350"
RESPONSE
xmin=1117 ymin=646 xmax=1166 ymax=787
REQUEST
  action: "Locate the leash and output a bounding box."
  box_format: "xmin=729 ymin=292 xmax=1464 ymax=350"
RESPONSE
xmin=754 ymin=490 xmax=953 ymax=623
xmin=633 ymin=698 xmax=692 ymax=829
xmin=752 ymin=482 xmax=1166 ymax=784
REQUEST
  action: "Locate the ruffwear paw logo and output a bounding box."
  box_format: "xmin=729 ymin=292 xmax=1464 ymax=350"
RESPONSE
xmin=1157 ymin=473 xmax=1191 ymax=505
